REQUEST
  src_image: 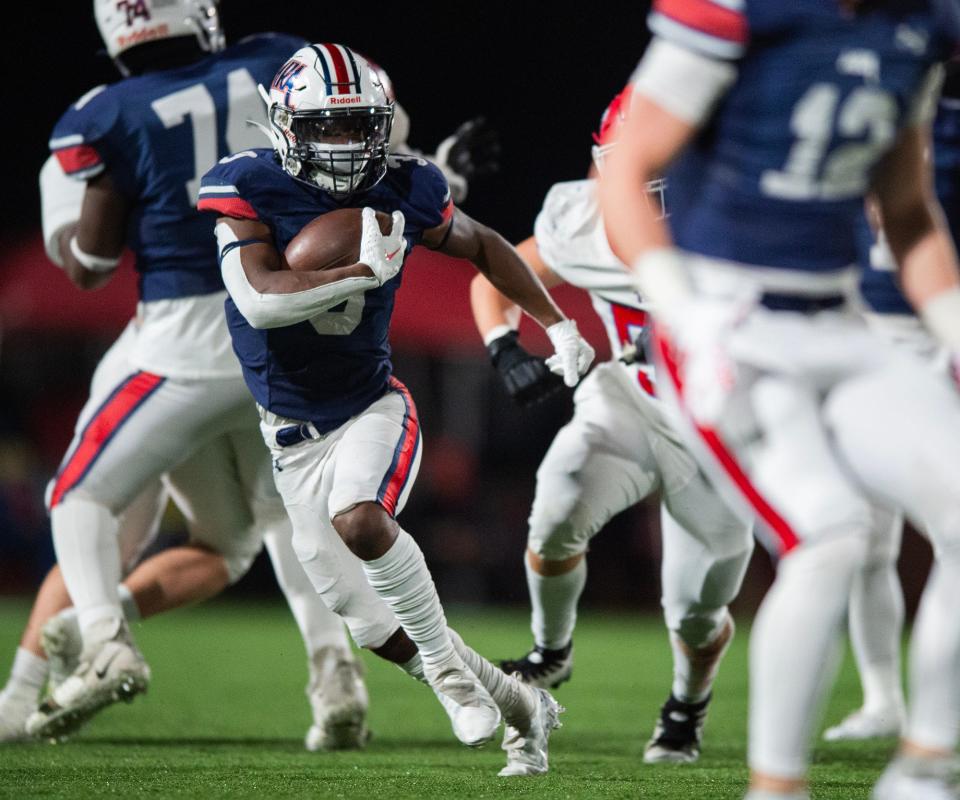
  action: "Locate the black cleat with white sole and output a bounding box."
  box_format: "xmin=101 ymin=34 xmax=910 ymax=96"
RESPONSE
xmin=499 ymin=642 xmax=573 ymax=689
xmin=643 ymin=693 xmax=711 ymax=764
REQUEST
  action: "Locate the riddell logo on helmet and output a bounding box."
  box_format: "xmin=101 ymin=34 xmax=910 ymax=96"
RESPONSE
xmin=118 ymin=24 xmax=170 ymax=48
xmin=329 ymin=96 xmax=362 ymax=105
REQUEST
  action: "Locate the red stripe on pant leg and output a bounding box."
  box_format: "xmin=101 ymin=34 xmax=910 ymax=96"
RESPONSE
xmin=654 ymin=328 xmax=800 ymax=554
xmin=49 ymin=372 xmax=164 ymax=509
xmin=380 ymin=377 xmax=421 ymax=515
xmin=323 ymin=43 xmax=351 ymax=93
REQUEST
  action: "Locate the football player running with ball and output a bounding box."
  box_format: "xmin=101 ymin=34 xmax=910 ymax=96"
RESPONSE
xmin=601 ymin=1 xmax=960 ymax=799
xmin=471 ymin=88 xmax=754 ymax=764
xmin=198 ymin=43 xmax=594 ymax=775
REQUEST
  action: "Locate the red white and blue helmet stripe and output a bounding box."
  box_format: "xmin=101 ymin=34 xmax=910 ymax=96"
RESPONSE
xmin=310 ymin=43 xmax=363 ymax=95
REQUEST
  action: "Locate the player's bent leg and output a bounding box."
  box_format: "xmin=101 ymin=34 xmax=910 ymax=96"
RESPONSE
xmin=263 ymin=520 xmax=368 ymax=751
xmin=825 ymin=504 xmax=905 ymax=742
xmin=659 ymin=349 xmax=876 ymax=793
xmin=334 ymin=503 xmax=500 ymax=746
xmin=506 ymin=394 xmax=660 ymax=688
xmin=0 ymin=567 xmax=70 ymax=742
xmin=646 ymin=458 xmax=753 ymax=765
xmin=825 ymin=361 xmax=960 ymax=796
xmin=324 ymin=384 xmax=499 ymax=747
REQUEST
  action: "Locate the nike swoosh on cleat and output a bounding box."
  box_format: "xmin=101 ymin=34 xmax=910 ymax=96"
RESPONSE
xmin=95 ymin=651 xmax=119 ymax=680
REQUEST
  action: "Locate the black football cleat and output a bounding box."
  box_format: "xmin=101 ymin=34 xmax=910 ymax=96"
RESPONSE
xmin=643 ymin=693 xmax=711 ymax=764
xmin=499 ymin=642 xmax=573 ymax=689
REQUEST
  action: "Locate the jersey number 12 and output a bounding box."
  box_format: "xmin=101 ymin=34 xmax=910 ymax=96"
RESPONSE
xmin=761 ymin=83 xmax=898 ymax=201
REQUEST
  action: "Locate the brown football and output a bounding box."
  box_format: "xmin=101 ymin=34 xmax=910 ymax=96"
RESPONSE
xmin=284 ymin=208 xmax=392 ymax=272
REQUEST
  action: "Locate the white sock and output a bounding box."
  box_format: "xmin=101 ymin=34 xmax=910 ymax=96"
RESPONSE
xmin=527 ymin=556 xmax=586 ymax=650
xmin=0 ymin=648 xmax=48 ymax=701
xmin=748 ymin=537 xmax=864 ymax=779
xmin=670 ymin=613 xmax=733 ymax=704
xmin=448 ymin=627 xmax=536 ymax=731
xmin=849 ymin=565 xmax=905 ymax=712
xmin=51 ymin=497 xmax=123 ymax=639
xmin=398 ymin=652 xmax=427 ymax=683
xmin=361 ymin=530 xmax=457 ymax=674
xmin=118 ymin=584 xmax=141 ymax=623
xmin=906 ymin=553 xmax=960 ymax=750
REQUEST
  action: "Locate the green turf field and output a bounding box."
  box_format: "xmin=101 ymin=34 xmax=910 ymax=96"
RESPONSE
xmin=0 ymin=601 xmax=894 ymax=799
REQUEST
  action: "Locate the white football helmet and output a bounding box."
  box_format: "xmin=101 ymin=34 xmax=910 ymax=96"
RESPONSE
xmin=94 ymin=0 xmax=224 ymax=73
xmin=590 ymin=87 xmax=667 ymax=218
xmin=260 ymin=44 xmax=393 ymax=197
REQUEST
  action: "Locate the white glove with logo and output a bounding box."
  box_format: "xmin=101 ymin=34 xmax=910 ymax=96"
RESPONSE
xmin=360 ymin=207 xmax=406 ymax=285
xmin=545 ymin=319 xmax=596 ymax=387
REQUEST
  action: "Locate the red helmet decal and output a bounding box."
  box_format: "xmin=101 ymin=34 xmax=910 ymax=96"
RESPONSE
xmin=593 ymin=85 xmax=632 ymax=146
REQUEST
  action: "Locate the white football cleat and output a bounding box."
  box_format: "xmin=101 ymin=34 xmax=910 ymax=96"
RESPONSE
xmin=498 ymin=687 xmax=564 ymax=777
xmin=41 ymin=612 xmax=83 ymax=691
xmin=872 ymin=756 xmax=959 ymax=800
xmin=823 ymin=706 xmax=905 ymax=742
xmin=26 ymin=618 xmax=149 ymax=739
xmin=0 ymin=688 xmax=37 ymax=743
xmin=304 ymin=646 xmax=369 ymax=751
xmin=428 ymin=664 xmax=501 ymax=747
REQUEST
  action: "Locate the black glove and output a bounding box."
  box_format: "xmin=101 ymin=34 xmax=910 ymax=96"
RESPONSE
xmin=442 ymin=117 xmax=501 ymax=181
xmin=487 ymin=330 xmax=565 ymax=408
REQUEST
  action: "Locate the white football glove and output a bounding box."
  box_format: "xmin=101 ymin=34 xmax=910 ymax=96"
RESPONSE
xmin=661 ymin=297 xmax=748 ymax=426
xmin=359 ymin=207 xmax=406 ymax=285
xmin=545 ymin=319 xmax=595 ymax=387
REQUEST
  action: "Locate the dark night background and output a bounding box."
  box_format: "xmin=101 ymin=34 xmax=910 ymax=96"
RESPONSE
xmin=0 ymin=2 xmax=932 ymax=617
xmin=0 ymin=1 xmax=651 ymax=241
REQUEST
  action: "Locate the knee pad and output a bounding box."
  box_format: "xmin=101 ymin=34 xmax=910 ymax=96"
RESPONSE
xmin=669 ymin=607 xmax=729 ymax=650
xmin=192 ymin=523 xmax=263 ymax=585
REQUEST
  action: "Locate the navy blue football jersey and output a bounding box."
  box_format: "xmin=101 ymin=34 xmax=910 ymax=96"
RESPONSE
xmin=859 ymin=74 xmax=960 ymax=314
xmin=49 ymin=33 xmax=304 ymax=302
xmin=198 ymin=149 xmax=454 ymax=431
xmin=648 ymin=0 xmax=959 ymax=274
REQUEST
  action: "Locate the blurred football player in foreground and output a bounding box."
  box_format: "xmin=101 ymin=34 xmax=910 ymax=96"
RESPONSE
xmin=601 ymin=1 xmax=960 ymax=798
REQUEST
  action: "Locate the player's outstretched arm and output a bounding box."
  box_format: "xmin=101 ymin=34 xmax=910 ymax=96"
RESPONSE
xmin=872 ymin=123 xmax=960 ymax=354
xmin=45 ymin=170 xmax=129 ymax=291
xmin=216 ymin=211 xmax=402 ymax=330
xmin=469 ymin=236 xmax=566 ymax=406
xmin=425 ymin=211 xmax=593 ymax=386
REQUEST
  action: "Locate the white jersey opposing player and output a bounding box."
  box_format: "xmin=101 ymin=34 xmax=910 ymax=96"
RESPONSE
xmin=601 ymin=3 xmax=960 ymax=798
xmin=471 ymin=88 xmax=753 ymax=765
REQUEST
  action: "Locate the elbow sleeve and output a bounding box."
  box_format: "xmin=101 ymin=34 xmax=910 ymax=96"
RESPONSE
xmin=216 ymin=222 xmax=377 ymax=329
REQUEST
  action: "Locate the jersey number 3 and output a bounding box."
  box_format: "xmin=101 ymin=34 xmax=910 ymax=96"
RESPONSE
xmin=761 ymin=83 xmax=897 ymax=201
xmin=151 ymin=69 xmax=265 ymax=203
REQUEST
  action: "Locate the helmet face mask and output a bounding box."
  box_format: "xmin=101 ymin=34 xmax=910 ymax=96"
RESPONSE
xmin=94 ymin=0 xmax=224 ymax=76
xmin=263 ymin=45 xmax=394 ymax=198
xmin=591 ymin=89 xmax=668 ymax=220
